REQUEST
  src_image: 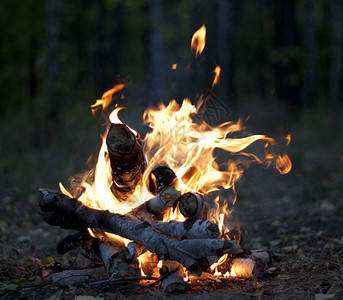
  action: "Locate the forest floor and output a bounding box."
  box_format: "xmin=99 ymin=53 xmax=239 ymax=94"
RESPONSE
xmin=1 ymin=103 xmax=343 ymax=299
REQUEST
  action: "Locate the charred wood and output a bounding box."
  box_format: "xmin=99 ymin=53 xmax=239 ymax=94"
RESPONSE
xmin=126 ymin=187 xmax=181 ymax=221
xmin=147 ymin=165 xmax=177 ymax=195
xmin=39 ymin=188 xmax=242 ymax=276
xmin=57 ymin=231 xmax=93 ymax=254
xmin=106 ymin=123 xmax=145 ymax=201
xmin=178 ymin=193 xmax=208 ymax=219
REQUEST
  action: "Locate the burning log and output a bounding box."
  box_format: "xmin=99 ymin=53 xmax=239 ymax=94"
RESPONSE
xmin=230 ymin=258 xmax=257 ymax=279
xmin=95 ymin=241 xmax=139 ymax=278
xmin=106 ymin=123 xmax=145 ymax=201
xmin=39 ymin=188 xmax=242 ymax=276
xmin=126 ymin=187 xmax=181 ymax=221
xmin=151 ymin=219 xmax=220 ymax=239
xmin=160 ymin=260 xmax=189 ymax=293
xmin=146 ymin=187 xmax=180 ymax=218
xmin=214 ymin=249 xmax=271 ymax=279
xmin=181 ymin=166 xmax=200 ymax=187
xmin=178 ymin=193 xmax=208 ymax=219
xmin=147 ymin=165 xmax=177 ymax=195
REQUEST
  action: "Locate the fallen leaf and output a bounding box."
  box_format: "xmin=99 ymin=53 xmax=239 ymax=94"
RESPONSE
xmin=0 ymin=278 xmax=32 ymax=291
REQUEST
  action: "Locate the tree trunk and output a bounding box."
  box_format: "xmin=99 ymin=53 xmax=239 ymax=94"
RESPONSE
xmin=301 ymin=0 xmax=318 ymax=108
xmin=329 ymin=0 xmax=343 ymax=128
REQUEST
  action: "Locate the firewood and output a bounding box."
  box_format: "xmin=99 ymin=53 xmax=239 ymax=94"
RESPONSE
xmin=147 ymin=165 xmax=177 ymax=195
xmin=160 ymin=260 xmax=189 ymax=293
xmin=151 ymin=219 xmax=220 ymax=239
xmin=57 ymin=231 xmax=92 ymax=254
xmin=178 ymin=193 xmax=208 ymax=219
xmin=106 ymin=123 xmax=145 ymax=201
xmin=250 ymin=249 xmax=271 ymax=265
xmin=39 ymin=188 xmax=242 ymax=276
xmin=96 ymin=241 xmax=139 ymax=278
xmin=181 ymin=166 xmax=200 ymax=186
xmin=50 ymin=267 xmax=107 ymax=286
xmin=230 ymin=258 xmax=256 ymax=279
xmin=126 ymin=187 xmax=181 ymax=221
xmin=145 ymin=187 xmax=180 ymax=219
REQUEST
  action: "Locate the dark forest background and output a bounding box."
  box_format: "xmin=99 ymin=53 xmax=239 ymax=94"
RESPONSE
xmin=0 ymin=0 xmax=342 ymax=208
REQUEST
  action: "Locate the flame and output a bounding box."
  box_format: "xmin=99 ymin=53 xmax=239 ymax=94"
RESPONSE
xmin=212 ymin=66 xmax=221 ymax=88
xmin=58 ymin=25 xmax=292 ymax=279
xmin=172 ymin=64 xmax=177 ymax=70
xmin=91 ymin=84 xmax=125 ymax=115
xmin=142 ymin=99 xmax=291 ymax=196
xmin=60 ymin=95 xmax=292 ymax=277
xmin=191 ymin=25 xmax=206 ymax=56
xmin=230 ymin=266 xmax=236 ymax=277
xmin=109 ymin=107 xmax=124 ymax=124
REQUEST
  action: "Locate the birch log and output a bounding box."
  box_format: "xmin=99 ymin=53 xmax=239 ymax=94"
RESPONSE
xmin=106 ymin=123 xmax=145 ymax=201
xmin=147 ymin=165 xmax=177 ymax=195
xmin=178 ymin=193 xmax=208 ymax=219
xmin=151 ymin=219 xmax=220 ymax=239
xmin=39 ymin=188 xmax=242 ymax=276
xmin=160 ymin=260 xmax=189 ymax=293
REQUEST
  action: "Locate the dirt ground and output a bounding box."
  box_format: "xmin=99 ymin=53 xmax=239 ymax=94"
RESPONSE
xmin=1 ymin=105 xmax=342 ymax=299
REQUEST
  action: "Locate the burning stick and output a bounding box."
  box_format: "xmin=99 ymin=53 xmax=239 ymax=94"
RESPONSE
xmin=106 ymin=123 xmax=145 ymax=201
xmin=147 ymin=165 xmax=177 ymax=195
xmin=96 ymin=241 xmax=136 ymax=278
xmin=95 ymin=241 xmax=142 ymax=278
xmin=39 ymin=188 xmax=242 ymax=276
xmin=151 ymin=219 xmax=220 ymax=239
xmin=215 ymin=249 xmax=271 ymax=279
xmin=178 ymin=193 xmax=208 ymax=219
xmin=160 ymin=260 xmax=189 ymax=293
xmin=126 ymin=187 xmax=181 ymax=221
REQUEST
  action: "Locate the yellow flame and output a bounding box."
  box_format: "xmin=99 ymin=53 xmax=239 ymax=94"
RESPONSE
xmin=275 ymin=154 xmax=292 ymax=175
xmin=109 ymin=107 xmax=124 ymax=124
xmin=212 ymin=66 xmax=221 ymax=88
xmin=91 ymin=83 xmax=125 ymax=115
xmin=57 ymin=23 xmax=292 ymax=279
xmin=230 ymin=266 xmax=236 ymax=277
xmin=191 ymin=25 xmax=206 ymax=56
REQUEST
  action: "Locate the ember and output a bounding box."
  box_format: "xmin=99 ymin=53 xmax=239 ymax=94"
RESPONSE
xmin=39 ymin=25 xmax=291 ymax=293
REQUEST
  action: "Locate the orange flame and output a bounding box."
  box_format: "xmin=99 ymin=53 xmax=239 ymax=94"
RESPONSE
xmin=212 ymin=66 xmax=221 ymax=88
xmin=59 ymin=25 xmax=292 ymax=278
xmin=191 ymin=25 xmax=206 ymax=56
xmin=91 ymin=84 xmax=125 ymax=115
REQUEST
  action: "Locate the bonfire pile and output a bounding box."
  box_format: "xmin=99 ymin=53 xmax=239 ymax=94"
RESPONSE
xmin=39 ymin=123 xmax=272 ymax=293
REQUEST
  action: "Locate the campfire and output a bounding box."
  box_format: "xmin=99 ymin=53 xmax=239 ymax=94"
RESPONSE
xmin=39 ymin=25 xmax=292 ymax=293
